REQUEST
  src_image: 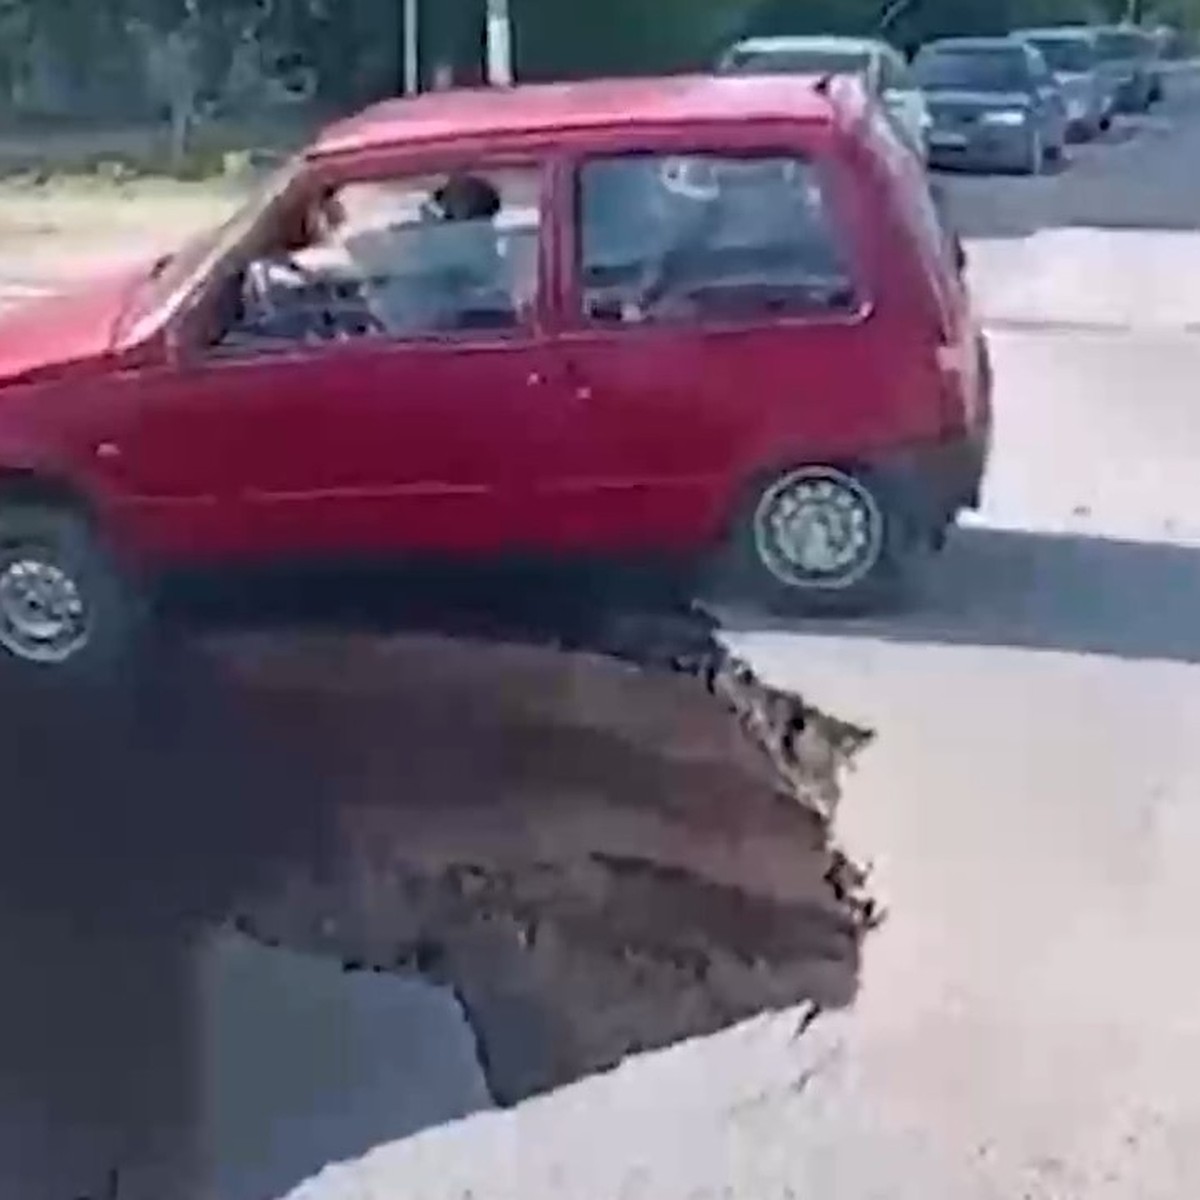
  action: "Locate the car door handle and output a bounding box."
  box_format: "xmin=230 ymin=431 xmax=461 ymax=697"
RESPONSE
xmin=559 ymin=360 xmax=594 ymax=402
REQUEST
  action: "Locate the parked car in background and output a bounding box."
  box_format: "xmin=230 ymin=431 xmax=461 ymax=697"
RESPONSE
xmin=717 ymin=35 xmax=932 ymax=161
xmin=1011 ymin=26 xmax=1114 ymax=138
xmin=1144 ymin=28 xmax=1167 ymax=103
xmin=914 ymin=37 xmax=1069 ymax=174
xmin=1092 ymin=24 xmax=1158 ymax=111
xmin=1151 ymin=22 xmax=1189 ymax=60
xmin=0 ymin=74 xmax=991 ymax=675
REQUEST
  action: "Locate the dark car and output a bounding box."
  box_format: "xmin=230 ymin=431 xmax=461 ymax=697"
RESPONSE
xmin=1011 ymin=27 xmax=1114 ymax=138
xmin=0 ymin=75 xmax=990 ymax=678
xmin=1093 ymin=25 xmax=1160 ymax=111
xmin=915 ymin=37 xmax=1069 ymax=174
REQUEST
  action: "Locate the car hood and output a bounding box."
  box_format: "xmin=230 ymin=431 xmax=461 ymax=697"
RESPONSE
xmin=924 ymin=89 xmax=1031 ymax=109
xmin=0 ymin=264 xmax=151 ymax=386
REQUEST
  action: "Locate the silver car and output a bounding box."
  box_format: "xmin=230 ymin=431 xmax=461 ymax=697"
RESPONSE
xmin=1012 ymin=27 xmax=1115 ymax=139
xmin=717 ymin=35 xmax=932 ymax=163
xmin=1093 ymin=24 xmax=1157 ymax=111
xmin=915 ymin=37 xmax=1069 ymax=175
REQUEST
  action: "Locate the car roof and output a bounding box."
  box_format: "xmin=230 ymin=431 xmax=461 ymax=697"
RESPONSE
xmin=1012 ymin=27 xmax=1096 ymax=41
xmin=727 ymin=35 xmax=886 ymax=57
xmin=312 ymin=75 xmax=852 ymax=160
xmin=920 ymin=36 xmax=1025 ymax=52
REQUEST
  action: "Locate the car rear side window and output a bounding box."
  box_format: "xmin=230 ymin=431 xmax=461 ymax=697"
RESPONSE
xmin=576 ymin=153 xmax=858 ymax=326
xmin=1096 ymin=31 xmax=1145 ymax=60
xmin=1027 ymin=37 xmax=1094 ymax=73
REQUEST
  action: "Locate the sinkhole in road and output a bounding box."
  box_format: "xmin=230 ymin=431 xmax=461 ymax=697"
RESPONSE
xmin=0 ymin=604 xmax=875 ymax=1199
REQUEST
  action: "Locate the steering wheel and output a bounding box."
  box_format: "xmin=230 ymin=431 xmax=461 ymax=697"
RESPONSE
xmin=241 ymin=258 xmax=386 ymax=341
xmin=241 ymin=258 xmax=303 ymax=331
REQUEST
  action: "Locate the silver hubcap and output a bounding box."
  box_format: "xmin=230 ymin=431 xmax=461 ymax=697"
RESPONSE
xmin=0 ymin=555 xmax=89 ymax=663
xmin=752 ymin=468 xmax=885 ymax=591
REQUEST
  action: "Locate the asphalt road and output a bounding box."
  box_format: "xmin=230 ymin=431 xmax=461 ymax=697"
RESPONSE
xmin=7 ymin=67 xmax=1200 ymax=1200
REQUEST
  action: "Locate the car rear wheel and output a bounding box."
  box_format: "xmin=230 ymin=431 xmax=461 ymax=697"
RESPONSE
xmin=0 ymin=505 xmax=145 ymax=683
xmin=716 ymin=465 xmax=925 ymax=616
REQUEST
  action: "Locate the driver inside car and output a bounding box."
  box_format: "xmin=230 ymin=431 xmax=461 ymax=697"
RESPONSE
xmin=373 ymin=172 xmax=512 ymax=332
xmin=238 ymin=173 xmax=511 ymax=342
xmin=238 ymin=190 xmax=381 ymax=341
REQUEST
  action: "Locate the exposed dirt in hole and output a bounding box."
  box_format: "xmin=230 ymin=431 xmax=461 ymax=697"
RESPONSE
xmin=0 ymin=602 xmax=878 ymax=1108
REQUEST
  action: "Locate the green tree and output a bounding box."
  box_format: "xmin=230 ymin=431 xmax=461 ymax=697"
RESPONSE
xmin=510 ymin=0 xmax=759 ymax=78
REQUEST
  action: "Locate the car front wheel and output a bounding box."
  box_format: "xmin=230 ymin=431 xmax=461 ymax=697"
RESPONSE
xmin=0 ymin=505 xmax=145 ymax=683
xmin=716 ymin=465 xmax=925 ymax=615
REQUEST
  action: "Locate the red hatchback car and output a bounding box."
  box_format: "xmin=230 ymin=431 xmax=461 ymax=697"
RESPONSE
xmin=0 ymin=74 xmax=990 ymax=677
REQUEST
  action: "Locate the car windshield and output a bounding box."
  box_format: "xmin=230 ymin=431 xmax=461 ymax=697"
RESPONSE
xmin=915 ymin=47 xmax=1030 ymax=91
xmin=1026 ymin=37 xmax=1094 ymax=72
xmin=1095 ymin=30 xmax=1145 ymax=60
xmin=725 ymin=45 xmax=872 ymax=77
xmin=117 ymin=157 xmax=305 ymax=343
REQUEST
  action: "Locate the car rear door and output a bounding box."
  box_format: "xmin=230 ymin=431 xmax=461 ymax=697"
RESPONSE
xmin=517 ymin=143 xmax=872 ymax=555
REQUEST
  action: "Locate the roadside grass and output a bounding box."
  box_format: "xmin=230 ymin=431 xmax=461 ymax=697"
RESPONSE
xmin=0 ymin=118 xmax=308 ymax=277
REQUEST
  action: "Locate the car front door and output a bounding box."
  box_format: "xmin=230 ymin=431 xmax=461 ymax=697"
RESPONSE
xmin=121 ymin=160 xmax=553 ymax=565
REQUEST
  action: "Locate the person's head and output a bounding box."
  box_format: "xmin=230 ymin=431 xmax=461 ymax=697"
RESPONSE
xmin=431 ymin=173 xmax=502 ymax=222
xmin=309 ymin=192 xmax=347 ymax=244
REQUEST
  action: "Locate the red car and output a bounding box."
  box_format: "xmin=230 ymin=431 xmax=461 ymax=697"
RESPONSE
xmin=0 ymin=74 xmax=990 ymax=677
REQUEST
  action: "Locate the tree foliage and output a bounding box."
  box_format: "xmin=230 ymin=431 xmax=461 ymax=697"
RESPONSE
xmin=0 ymin=0 xmax=1192 ymax=124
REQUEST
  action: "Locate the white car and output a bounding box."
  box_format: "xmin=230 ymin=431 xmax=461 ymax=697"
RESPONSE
xmin=717 ymin=35 xmax=932 ymax=162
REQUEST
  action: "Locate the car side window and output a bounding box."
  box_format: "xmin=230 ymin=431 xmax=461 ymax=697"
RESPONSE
xmin=880 ymin=50 xmax=913 ymax=90
xmin=576 ymin=152 xmax=858 ymax=327
xmin=1026 ymin=46 xmax=1052 ymax=84
xmin=215 ymin=164 xmax=543 ymax=353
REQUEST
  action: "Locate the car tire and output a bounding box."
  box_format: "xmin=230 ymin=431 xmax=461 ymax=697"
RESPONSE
xmin=713 ymin=464 xmax=928 ymax=616
xmin=0 ymin=504 xmax=146 ymax=685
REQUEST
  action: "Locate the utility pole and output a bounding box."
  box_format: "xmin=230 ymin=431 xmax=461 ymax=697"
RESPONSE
xmin=402 ymin=0 xmax=420 ymax=94
xmin=878 ymin=0 xmax=917 ymax=34
xmin=485 ymin=0 xmax=514 ymax=85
